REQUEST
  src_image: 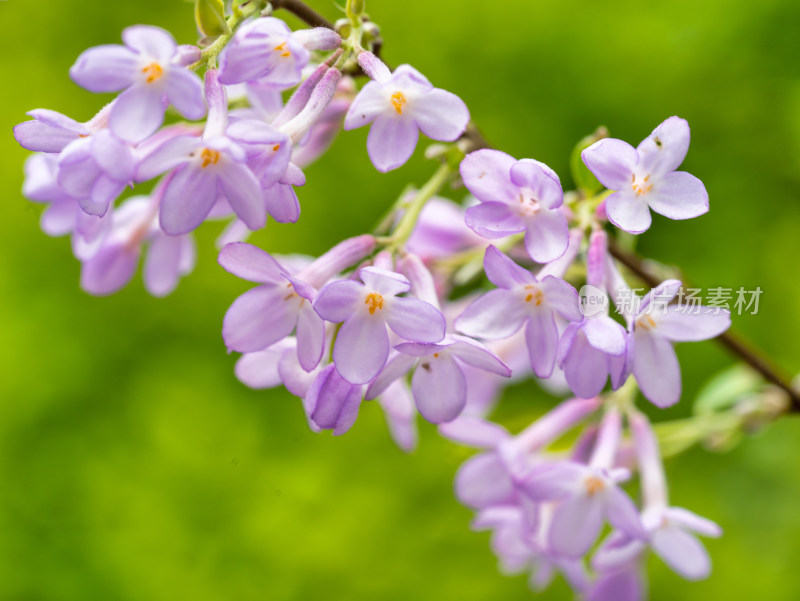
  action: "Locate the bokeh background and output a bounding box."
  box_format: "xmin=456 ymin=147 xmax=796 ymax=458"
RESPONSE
xmin=2 ymin=0 xmax=800 ymax=599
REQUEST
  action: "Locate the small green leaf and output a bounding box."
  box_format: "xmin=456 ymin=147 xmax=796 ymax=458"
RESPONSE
xmin=569 ymin=126 xmax=608 ymax=195
xmin=195 ymin=0 xmax=231 ymax=37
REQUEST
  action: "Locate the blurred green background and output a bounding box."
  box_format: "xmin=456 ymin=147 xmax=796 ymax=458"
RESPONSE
xmin=2 ymin=0 xmax=800 ymax=599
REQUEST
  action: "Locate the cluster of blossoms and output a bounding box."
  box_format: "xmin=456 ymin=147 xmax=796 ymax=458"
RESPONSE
xmin=15 ymin=2 xmax=738 ymax=598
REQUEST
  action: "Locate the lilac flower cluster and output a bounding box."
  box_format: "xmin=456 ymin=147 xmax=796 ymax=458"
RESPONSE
xmin=14 ymin=3 xmax=737 ymax=598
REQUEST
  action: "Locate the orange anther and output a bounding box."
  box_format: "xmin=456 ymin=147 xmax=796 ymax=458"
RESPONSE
xmin=365 ymin=292 xmax=384 ymax=315
xmin=141 ymin=62 xmax=164 ymax=84
xmin=390 ymin=91 xmax=406 ymax=114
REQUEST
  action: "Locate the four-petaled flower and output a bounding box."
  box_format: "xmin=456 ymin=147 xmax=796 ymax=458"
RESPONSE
xmin=70 ymin=25 xmax=206 ymax=143
xmin=313 ymin=267 xmax=446 ymax=384
xmin=344 ymin=52 xmax=470 ymax=172
xmin=581 ymin=116 xmax=708 ymax=234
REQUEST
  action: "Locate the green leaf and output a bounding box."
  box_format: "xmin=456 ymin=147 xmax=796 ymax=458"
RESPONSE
xmin=195 ymin=0 xmax=230 ymax=37
xmin=569 ymin=126 xmax=607 ymax=195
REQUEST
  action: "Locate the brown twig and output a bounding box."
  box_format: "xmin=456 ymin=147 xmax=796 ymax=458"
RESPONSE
xmin=608 ymin=238 xmax=800 ymax=412
xmin=270 ymin=0 xmax=334 ymax=29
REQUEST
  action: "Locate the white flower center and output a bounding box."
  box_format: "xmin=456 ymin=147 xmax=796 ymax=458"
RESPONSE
xmin=516 ymin=191 xmax=541 ymax=217
xmin=631 ymin=173 xmax=654 ymax=197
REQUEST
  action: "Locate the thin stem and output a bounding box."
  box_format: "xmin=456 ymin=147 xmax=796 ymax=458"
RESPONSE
xmin=379 ymin=163 xmax=453 ymax=252
xmin=270 ymin=0 xmax=334 ymax=29
xmin=607 ymin=237 xmax=800 ymax=413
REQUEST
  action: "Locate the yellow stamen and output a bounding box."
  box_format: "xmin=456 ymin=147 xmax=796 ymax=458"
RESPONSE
xmin=524 ymin=285 xmax=544 ymax=306
xmin=141 ymin=62 xmax=164 ymax=84
xmin=636 ymin=314 xmax=657 ymax=331
xmin=585 ymin=476 xmax=605 ymax=497
xmin=390 ymin=91 xmax=407 ymax=114
xmin=632 ymin=173 xmax=654 ymax=196
xmin=200 ymin=148 xmax=220 ymax=168
xmin=272 ymin=144 xmax=281 ymax=151
xmin=365 ymin=292 xmax=384 ymax=315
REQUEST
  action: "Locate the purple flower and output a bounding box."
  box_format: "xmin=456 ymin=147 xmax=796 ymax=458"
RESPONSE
xmin=450 ymin=397 xmax=602 ymax=510
xmin=220 ymin=243 xmax=326 ymax=371
xmin=376 ymin=380 xmax=419 ymax=453
xmin=628 ymin=280 xmax=731 ymax=407
xmin=218 ymin=18 xmax=339 ymax=87
xmin=641 ymin=506 xmax=721 ymax=580
xmin=14 ymin=108 xmax=102 ymax=154
xmin=136 ymin=70 xmax=277 ymax=234
xmin=365 ymin=336 xmax=511 ymax=424
xmin=460 ymin=149 xmax=570 ymax=263
xmin=70 ymin=25 xmax=206 ymax=143
xmin=344 ymin=52 xmax=469 ymax=172
xmin=581 ymin=117 xmax=708 ymax=234
xmin=522 ymin=410 xmax=645 ymax=558
xmin=313 ymin=267 xmax=446 ymax=385
xmin=81 ymin=195 xmax=195 ymax=296
xmin=57 ymin=129 xmax=137 ymax=217
xmin=455 ymin=246 xmax=582 ymax=379
xmin=303 ymin=364 xmax=363 ymax=435
xmin=22 ymin=153 xmax=111 ymax=260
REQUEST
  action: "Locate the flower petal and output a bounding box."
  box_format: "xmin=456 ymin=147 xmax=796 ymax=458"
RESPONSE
xmin=218 ymin=242 xmax=287 ymax=283
xmin=264 ymin=182 xmax=301 ymax=223
xmin=122 ymin=25 xmax=177 ymax=61
xmin=159 ymin=165 xmax=218 ymax=235
xmin=234 ymin=340 xmax=294 ymax=389
xmin=449 ymin=337 xmax=512 ymax=377
xmin=411 ymin=353 xmax=466 ymax=423
xmin=664 ymin=507 xmax=722 ymax=538
xmin=412 ymin=88 xmax=469 ymax=141
xmin=165 ymin=68 xmax=206 ymax=120
xmin=385 ymin=297 xmax=446 ymax=343
xmin=539 ymin=276 xmax=582 ymax=322
xmin=313 ymin=280 xmax=363 ymax=322
xmin=605 ymin=191 xmax=652 ymax=234
xmin=651 ymin=526 xmax=711 ymax=581
xmin=80 ymin=243 xmax=140 ymax=296
xmin=455 ymin=289 xmax=528 ymax=339
xmin=521 ymin=462 xmax=586 ymax=501
xmin=465 ymin=201 xmax=525 ymax=238
xmin=560 ymin=329 xmax=610 ymax=399
xmin=525 ymin=308 xmax=559 ymax=378
xmin=509 ymin=159 xmax=563 ymax=209
xmin=647 ymin=171 xmax=709 ymax=220
xmin=581 ymin=138 xmax=638 ymax=190
xmin=631 ymin=331 xmax=681 ymax=408
xmin=222 ymin=285 xmax=298 ymax=353
xmin=549 ymin=494 xmax=605 ymax=557
xmin=438 ymin=416 xmax=510 ymax=449
xmin=365 ymin=353 xmax=417 ymax=399
xmin=360 ymin=266 xmax=410 ymax=296
xmin=523 ymin=208 xmax=569 ymax=263
xmin=296 ymin=303 xmax=325 ymax=371
xmin=455 ymin=452 xmax=515 ymax=509
xmin=584 ymin=315 xmax=627 ymax=356
xmin=460 ymin=149 xmax=519 ymax=204
xmin=343 ymin=80 xmax=388 ymax=130
xmin=143 ymin=232 xmax=183 ymax=297
xmin=657 ymin=306 xmax=730 ymax=342
xmin=482 ymin=245 xmax=535 ymax=289
xmin=637 ymin=116 xmax=690 ymax=177
xmin=218 ymin=161 xmax=266 ymax=230
xmin=334 ymin=313 xmax=390 ymax=384
xmin=366 ymin=114 xmax=419 ymax=172
xmin=109 ymin=84 xmax=166 ymax=143
xmin=69 ymin=45 xmax=139 ymax=92
xmin=605 ymin=486 xmax=646 ymax=539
